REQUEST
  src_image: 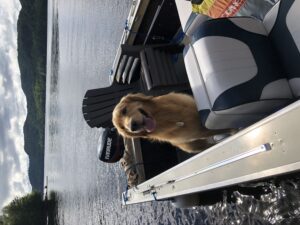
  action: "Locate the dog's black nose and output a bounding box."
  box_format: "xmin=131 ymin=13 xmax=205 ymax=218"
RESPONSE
xmin=131 ymin=121 xmax=139 ymax=132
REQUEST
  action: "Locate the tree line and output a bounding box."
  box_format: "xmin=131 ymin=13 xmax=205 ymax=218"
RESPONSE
xmin=18 ymin=0 xmax=48 ymax=191
xmin=0 ymin=192 xmax=58 ymax=225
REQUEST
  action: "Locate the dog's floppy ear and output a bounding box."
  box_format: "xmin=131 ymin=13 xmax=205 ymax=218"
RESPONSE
xmin=122 ymin=93 xmax=153 ymax=103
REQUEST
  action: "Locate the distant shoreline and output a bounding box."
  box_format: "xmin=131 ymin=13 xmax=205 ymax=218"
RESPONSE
xmin=18 ymin=0 xmax=48 ymax=192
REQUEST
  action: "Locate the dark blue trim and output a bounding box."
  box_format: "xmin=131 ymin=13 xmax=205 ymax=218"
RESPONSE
xmin=192 ymin=19 xmax=286 ymax=110
xmin=183 ymin=44 xmax=190 ymax=56
xmin=269 ymin=0 xmax=300 ymax=79
xmin=199 ymin=109 xmax=210 ymax=126
xmin=184 ymin=13 xmax=197 ymax=33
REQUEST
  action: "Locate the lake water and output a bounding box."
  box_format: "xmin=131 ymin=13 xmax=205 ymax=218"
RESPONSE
xmin=44 ymin=0 xmax=300 ymax=224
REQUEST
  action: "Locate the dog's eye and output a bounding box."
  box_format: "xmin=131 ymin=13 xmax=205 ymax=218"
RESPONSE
xmin=121 ymin=107 xmax=127 ymax=115
xmin=139 ymin=108 xmax=148 ymax=117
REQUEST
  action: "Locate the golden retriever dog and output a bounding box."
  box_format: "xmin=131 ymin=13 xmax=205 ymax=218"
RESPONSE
xmin=112 ymin=93 xmax=234 ymax=153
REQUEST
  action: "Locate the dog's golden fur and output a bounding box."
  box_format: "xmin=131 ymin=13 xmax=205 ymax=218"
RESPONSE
xmin=112 ymin=93 xmax=233 ymax=153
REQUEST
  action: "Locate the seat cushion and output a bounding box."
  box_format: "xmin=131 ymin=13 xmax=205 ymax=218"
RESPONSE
xmin=184 ymin=44 xmax=292 ymax=129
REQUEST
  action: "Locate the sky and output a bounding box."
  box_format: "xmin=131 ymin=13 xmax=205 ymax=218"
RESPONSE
xmin=0 ymin=0 xmax=32 ymax=210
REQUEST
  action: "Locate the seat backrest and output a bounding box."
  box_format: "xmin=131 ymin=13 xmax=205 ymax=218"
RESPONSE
xmin=263 ymin=0 xmax=300 ymax=97
xmin=140 ymin=44 xmax=189 ymax=91
xmin=82 ymin=81 xmax=140 ymax=128
xmin=114 ymin=45 xmax=144 ymax=84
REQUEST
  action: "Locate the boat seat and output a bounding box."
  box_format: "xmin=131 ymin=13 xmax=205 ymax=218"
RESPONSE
xmin=82 ymin=42 xmax=194 ymax=129
xmin=82 ymin=81 xmax=141 ymax=128
xmin=115 ymin=44 xmax=190 ymax=89
xmin=184 ymin=0 xmax=299 ymax=129
xmin=115 ymin=45 xmax=144 ymax=83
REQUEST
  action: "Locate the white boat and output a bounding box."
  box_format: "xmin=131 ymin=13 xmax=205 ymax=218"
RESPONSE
xmin=82 ymin=0 xmax=300 ymax=207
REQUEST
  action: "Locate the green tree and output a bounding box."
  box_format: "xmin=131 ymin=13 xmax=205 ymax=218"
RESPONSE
xmin=1 ymin=192 xmax=46 ymax=225
xmin=0 ymin=215 xmax=4 ymax=225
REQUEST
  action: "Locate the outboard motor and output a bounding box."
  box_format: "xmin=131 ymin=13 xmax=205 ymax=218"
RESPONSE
xmin=97 ymin=127 xmax=125 ymax=163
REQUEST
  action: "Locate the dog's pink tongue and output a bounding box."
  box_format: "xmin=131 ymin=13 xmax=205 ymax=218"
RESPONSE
xmin=144 ymin=117 xmax=156 ymax=133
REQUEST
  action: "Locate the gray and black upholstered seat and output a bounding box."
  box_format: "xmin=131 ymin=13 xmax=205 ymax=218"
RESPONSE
xmin=184 ymin=0 xmax=300 ymax=129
